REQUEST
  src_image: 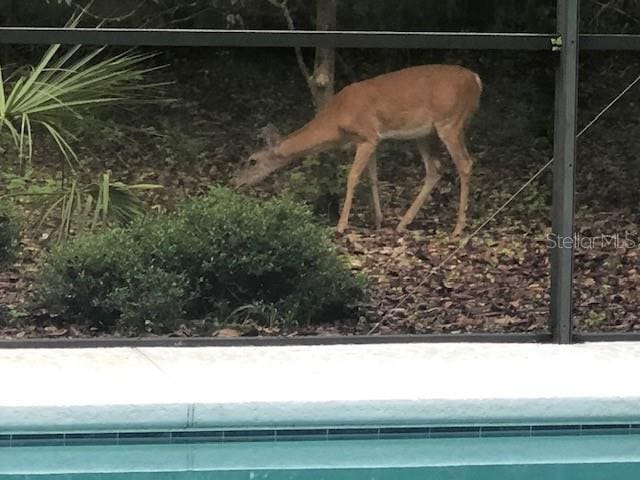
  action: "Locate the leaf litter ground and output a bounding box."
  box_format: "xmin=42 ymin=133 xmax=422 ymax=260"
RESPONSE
xmin=2 ymin=49 xmax=640 ymax=338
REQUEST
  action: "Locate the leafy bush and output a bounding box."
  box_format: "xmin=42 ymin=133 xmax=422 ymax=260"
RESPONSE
xmin=37 ymin=187 xmax=365 ymax=334
xmin=286 ymin=153 xmax=360 ymax=221
xmin=0 ymin=201 xmax=21 ymax=267
xmin=38 ymin=229 xmax=188 ymax=333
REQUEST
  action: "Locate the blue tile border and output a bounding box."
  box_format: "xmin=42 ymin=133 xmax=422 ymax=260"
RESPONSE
xmin=480 ymin=426 xmax=532 ymax=437
xmin=9 ymin=434 xmax=65 ymax=447
xmin=581 ymin=424 xmax=631 ymax=435
xmin=431 ymin=426 xmax=481 ymax=438
xmin=171 ymin=430 xmax=223 ymax=443
xmin=1 ymin=423 xmax=640 ymax=448
xmin=117 ymin=431 xmax=172 ymax=444
xmin=532 ymin=425 xmax=582 ymax=436
xmin=378 ymin=427 xmax=430 ymax=439
xmin=223 ymin=430 xmax=276 ymax=442
xmin=275 ymin=428 xmax=327 ymax=441
xmin=63 ymin=433 xmax=118 ymax=445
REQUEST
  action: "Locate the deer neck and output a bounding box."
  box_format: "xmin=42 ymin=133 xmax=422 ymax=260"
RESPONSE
xmin=275 ymin=112 xmax=341 ymax=160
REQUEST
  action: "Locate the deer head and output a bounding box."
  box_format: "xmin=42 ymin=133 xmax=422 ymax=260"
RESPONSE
xmin=232 ymin=124 xmax=285 ymax=188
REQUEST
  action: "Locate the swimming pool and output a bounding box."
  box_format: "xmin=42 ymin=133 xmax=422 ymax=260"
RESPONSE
xmin=2 ymin=344 xmax=640 ymax=479
xmin=1 ymin=427 xmax=640 ymax=479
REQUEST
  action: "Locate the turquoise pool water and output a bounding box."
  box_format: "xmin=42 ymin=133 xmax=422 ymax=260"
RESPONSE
xmin=1 ymin=433 xmax=640 ymax=479
xmin=2 ymin=466 xmax=640 ymax=480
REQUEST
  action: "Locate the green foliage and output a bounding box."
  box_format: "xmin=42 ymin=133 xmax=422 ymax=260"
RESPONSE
xmin=1 ymin=170 xmax=160 ymax=243
xmin=40 ymin=171 xmax=161 ymax=243
xmin=105 ymin=266 xmax=189 ymax=335
xmin=37 ymin=228 xmax=188 ymax=333
xmin=36 ymin=187 xmax=365 ymax=334
xmin=0 ymin=201 xmax=21 ymax=266
xmin=479 ymin=173 xmax=551 ymax=222
xmin=584 ymin=310 xmax=607 ymax=329
xmin=286 ymin=153 xmax=349 ymax=219
xmin=0 ymin=13 xmax=161 ymax=172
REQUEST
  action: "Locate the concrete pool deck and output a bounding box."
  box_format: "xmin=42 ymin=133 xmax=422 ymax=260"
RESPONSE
xmin=1 ymin=342 xmax=640 ymax=433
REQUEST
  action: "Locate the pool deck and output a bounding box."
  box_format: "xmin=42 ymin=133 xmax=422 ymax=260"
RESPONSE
xmin=1 ymin=342 xmax=640 ymax=433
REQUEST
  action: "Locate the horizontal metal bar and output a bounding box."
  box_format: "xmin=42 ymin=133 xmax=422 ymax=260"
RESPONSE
xmin=0 ymin=28 xmax=554 ymax=49
xmin=0 ymin=333 xmax=552 ymax=349
xmin=4 ymin=423 xmax=639 ymax=446
xmin=3 ymin=332 xmax=636 ymax=348
xmin=573 ymin=332 xmax=640 ymax=343
xmin=2 ymin=28 xmax=640 ymax=51
xmin=2 ymin=331 xmax=635 ymax=348
xmin=580 ymin=34 xmax=640 ymax=50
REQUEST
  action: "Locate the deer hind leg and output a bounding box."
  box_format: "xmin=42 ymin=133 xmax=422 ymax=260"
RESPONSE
xmin=397 ymin=136 xmax=442 ymax=232
xmin=436 ymin=123 xmax=474 ymax=238
xmin=337 ymin=142 xmax=377 ymax=233
xmin=367 ymin=154 xmax=383 ymax=229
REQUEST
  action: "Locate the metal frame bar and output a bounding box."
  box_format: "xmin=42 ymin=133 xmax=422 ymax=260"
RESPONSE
xmin=0 ymin=27 xmax=640 ymax=51
xmin=581 ymin=34 xmax=640 ymax=50
xmin=550 ymin=0 xmax=579 ymax=344
xmin=0 ymin=2 xmax=637 ymax=345
xmin=1 ymin=331 xmax=634 ymax=348
xmin=1 ymin=27 xmax=639 ymax=50
xmin=0 ymin=333 xmax=552 ymax=349
xmin=574 ymin=332 xmax=640 ymax=342
xmin=0 ymin=28 xmax=554 ymax=49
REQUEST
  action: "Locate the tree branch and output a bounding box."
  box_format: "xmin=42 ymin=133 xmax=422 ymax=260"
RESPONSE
xmin=69 ymin=0 xmax=145 ymax=24
xmin=264 ymin=0 xmax=317 ymax=102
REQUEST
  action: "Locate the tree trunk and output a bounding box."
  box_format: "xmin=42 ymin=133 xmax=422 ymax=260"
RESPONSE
xmin=311 ymin=0 xmax=336 ymax=111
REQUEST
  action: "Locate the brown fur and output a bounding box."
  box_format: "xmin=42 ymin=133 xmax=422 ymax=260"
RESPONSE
xmin=233 ymin=64 xmax=482 ymax=237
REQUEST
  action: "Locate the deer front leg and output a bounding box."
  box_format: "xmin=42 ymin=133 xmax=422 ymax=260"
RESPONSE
xmin=337 ymin=142 xmax=376 ymax=233
xmin=437 ymin=125 xmax=474 ymax=238
xmin=367 ymin=154 xmax=383 ymax=229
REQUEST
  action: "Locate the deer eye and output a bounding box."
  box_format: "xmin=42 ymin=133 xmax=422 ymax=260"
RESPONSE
xmin=249 ymin=158 xmax=257 ymax=166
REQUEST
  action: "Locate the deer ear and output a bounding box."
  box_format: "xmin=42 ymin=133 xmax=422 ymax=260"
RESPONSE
xmin=259 ymin=124 xmax=281 ymax=149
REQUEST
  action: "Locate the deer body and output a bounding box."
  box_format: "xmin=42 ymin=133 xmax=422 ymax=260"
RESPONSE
xmin=233 ymin=64 xmax=482 ymax=237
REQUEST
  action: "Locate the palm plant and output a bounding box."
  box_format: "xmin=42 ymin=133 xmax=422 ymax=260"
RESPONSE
xmin=1 ymin=170 xmax=162 ymax=244
xmin=0 ymin=12 xmax=166 ymax=242
xmin=0 ymin=14 xmax=161 ymax=173
xmin=41 ymin=170 xmax=162 ymax=243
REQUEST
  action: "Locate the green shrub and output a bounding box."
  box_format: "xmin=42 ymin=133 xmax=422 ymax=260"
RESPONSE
xmin=0 ymin=202 xmax=21 ymax=267
xmin=286 ymin=153 xmax=377 ymax=223
xmin=39 ymin=230 xmax=188 ymax=333
xmin=286 ymin=154 xmax=349 ymax=220
xmin=37 ymin=187 xmax=365 ymax=334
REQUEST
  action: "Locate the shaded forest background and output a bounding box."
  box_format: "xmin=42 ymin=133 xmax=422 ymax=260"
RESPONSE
xmin=1 ymin=1 xmax=640 ymax=338
xmin=2 ymin=0 xmax=640 ymax=33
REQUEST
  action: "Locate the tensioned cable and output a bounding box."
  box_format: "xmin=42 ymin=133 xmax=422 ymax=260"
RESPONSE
xmin=368 ymin=71 xmax=640 ymax=335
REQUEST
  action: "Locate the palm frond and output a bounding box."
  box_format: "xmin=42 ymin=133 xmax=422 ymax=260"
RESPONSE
xmin=0 ymin=12 xmax=162 ymax=170
xmin=18 ymin=170 xmax=161 ymax=243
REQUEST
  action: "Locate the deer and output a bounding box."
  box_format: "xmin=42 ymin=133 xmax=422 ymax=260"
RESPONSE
xmin=232 ymin=64 xmax=482 ymax=238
